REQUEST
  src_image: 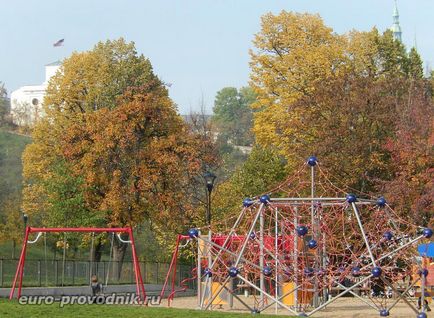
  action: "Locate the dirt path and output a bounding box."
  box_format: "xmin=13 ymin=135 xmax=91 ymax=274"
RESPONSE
xmin=169 ymin=296 xmax=431 ymax=317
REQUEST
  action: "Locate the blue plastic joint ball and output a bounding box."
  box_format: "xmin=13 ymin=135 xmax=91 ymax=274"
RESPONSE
xmin=304 ymin=267 xmax=314 ymax=276
xmin=263 ymin=266 xmax=272 ymax=277
xmin=308 ymin=239 xmax=318 ymax=249
xmin=419 ymin=268 xmax=429 ymax=277
xmin=379 ymin=309 xmax=390 ymax=316
xmin=251 ymin=308 xmax=261 ymax=314
xmin=383 ymin=231 xmax=393 ymax=241
xmin=423 ymin=228 xmax=433 ymax=239
xmin=346 ymin=194 xmax=357 ymax=203
xmin=352 ymin=267 xmax=361 ymax=277
xmin=260 ymin=194 xmax=270 ymax=204
xmin=296 ymin=225 xmax=309 ymax=237
xmin=316 ymin=268 xmax=326 ymax=276
xmin=377 ymin=197 xmax=387 ymax=208
xmin=249 ymin=232 xmax=256 ymax=240
xmin=417 ymin=313 xmax=427 ymax=318
xmin=188 ymin=228 xmax=199 ymax=239
xmin=204 ymin=268 xmax=212 ymax=277
xmin=372 ymin=267 xmax=382 ymax=278
xmin=307 ymin=156 xmax=317 ymax=167
xmin=228 ymin=267 xmax=239 ymax=278
xmin=243 ymin=198 xmax=254 ymax=207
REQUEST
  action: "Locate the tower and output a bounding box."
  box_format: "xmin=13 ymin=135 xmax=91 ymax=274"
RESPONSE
xmin=391 ymin=0 xmax=402 ymax=41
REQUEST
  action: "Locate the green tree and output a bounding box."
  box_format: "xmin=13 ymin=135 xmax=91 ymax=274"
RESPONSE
xmin=213 ymin=146 xmax=286 ymax=224
xmin=212 ymin=87 xmax=256 ymax=146
xmin=0 ymin=82 xmax=9 ymax=125
xmin=408 ymin=47 xmax=424 ymax=79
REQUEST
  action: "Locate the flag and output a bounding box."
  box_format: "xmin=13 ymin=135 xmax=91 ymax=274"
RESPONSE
xmin=53 ymin=39 xmax=64 ymax=47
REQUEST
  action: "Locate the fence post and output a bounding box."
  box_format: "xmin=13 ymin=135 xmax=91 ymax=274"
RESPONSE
xmin=103 ymin=261 xmax=106 ymax=284
xmin=72 ymin=260 xmax=75 ymax=285
xmin=38 ymin=260 xmax=41 ymax=287
xmin=130 ymin=261 xmax=134 ymax=284
xmin=0 ymin=259 xmax=3 ymax=287
xmin=142 ymin=262 xmax=146 ymax=284
xmin=55 ymin=260 xmax=58 ymax=286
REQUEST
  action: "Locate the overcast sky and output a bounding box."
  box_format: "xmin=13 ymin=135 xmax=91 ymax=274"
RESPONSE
xmin=1 ymin=0 xmax=433 ymax=114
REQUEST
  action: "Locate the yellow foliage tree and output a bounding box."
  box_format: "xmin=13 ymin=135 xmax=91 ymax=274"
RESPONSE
xmin=249 ymin=11 xmax=418 ymax=191
xmin=22 ymin=39 xmax=216 ymax=266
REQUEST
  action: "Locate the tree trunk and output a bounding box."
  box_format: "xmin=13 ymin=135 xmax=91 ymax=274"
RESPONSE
xmin=12 ymin=240 xmax=16 ymax=259
xmin=90 ymin=238 xmax=104 ymax=279
xmin=94 ymin=240 xmax=103 ymax=262
xmin=112 ymin=233 xmax=129 ymax=282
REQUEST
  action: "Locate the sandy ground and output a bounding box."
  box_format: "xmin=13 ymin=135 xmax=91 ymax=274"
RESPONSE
xmin=169 ymin=295 xmax=432 ymax=317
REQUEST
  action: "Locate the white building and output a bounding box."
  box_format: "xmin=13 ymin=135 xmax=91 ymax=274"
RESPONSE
xmin=10 ymin=61 xmax=61 ymax=126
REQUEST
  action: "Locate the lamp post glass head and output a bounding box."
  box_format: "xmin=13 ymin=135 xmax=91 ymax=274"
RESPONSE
xmin=204 ymin=171 xmax=217 ymax=192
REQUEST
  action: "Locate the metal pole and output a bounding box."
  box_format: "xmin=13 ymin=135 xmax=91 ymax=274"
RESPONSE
xmin=261 ymin=283 xmax=302 ymax=311
xmin=359 ymin=235 xmax=424 ymax=272
xmin=200 ymin=274 xmax=209 ymax=308
xmin=306 ymin=275 xmax=373 ymax=317
xmin=210 ymin=207 xmax=248 ymax=268
xmin=235 ymin=204 xmax=263 ymax=266
xmin=335 ymin=282 xmax=379 ymax=310
xmin=311 ymin=164 xmax=319 ymax=307
xmin=421 ymin=271 xmax=426 ymax=313
xmin=386 ymin=277 xmax=420 ymax=311
xmin=207 ymin=188 xmax=213 ymax=309
xmin=275 ymin=207 xmax=279 ymax=314
xmin=198 ymin=236 xmax=262 ymax=271
xmin=197 ymin=229 xmax=202 ymax=308
xmin=204 ymin=276 xmax=230 ymax=310
xmin=222 ymin=284 xmax=254 ymax=311
xmin=259 ymin=203 xmax=265 ymax=306
xmin=204 ymin=205 xmax=264 ymax=311
xmin=237 ymin=274 xmax=299 ymax=315
xmin=350 ymin=202 xmax=376 ymax=266
xmin=380 ymin=276 xmax=419 ymax=314
xmin=294 ymin=207 xmax=298 ymax=311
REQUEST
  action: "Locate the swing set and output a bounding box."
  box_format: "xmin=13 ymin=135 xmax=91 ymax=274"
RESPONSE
xmin=9 ymin=227 xmax=146 ymax=300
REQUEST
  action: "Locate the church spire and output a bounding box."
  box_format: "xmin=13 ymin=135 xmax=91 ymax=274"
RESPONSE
xmin=391 ymin=0 xmax=402 ymax=41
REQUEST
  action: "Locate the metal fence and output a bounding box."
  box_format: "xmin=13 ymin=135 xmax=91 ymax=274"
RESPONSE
xmin=0 ymin=259 xmax=195 ymax=289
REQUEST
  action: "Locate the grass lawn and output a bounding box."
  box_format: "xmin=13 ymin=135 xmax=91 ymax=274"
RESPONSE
xmin=0 ymin=299 xmax=294 ymax=318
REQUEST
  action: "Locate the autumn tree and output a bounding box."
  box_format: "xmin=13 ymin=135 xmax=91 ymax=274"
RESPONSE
xmin=0 ymin=194 xmax=23 ymax=259
xmin=250 ymin=12 xmax=345 ymax=171
xmin=249 ymin=11 xmax=424 ymax=193
xmin=22 ymin=39 xmax=216 ymax=272
xmin=382 ymin=81 xmax=434 ymax=225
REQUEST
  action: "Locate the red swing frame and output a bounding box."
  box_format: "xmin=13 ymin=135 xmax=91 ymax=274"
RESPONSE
xmin=9 ymin=227 xmax=146 ymax=300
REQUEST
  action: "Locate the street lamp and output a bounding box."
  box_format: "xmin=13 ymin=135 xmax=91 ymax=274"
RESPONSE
xmin=22 ymin=212 xmax=28 ymax=236
xmin=204 ymin=171 xmax=217 ymax=226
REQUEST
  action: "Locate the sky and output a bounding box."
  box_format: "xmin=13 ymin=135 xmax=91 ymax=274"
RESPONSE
xmin=1 ymin=0 xmax=433 ymax=114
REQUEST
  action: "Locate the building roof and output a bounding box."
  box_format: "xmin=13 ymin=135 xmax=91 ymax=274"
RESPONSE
xmin=45 ymin=60 xmax=62 ymax=67
xmin=391 ymin=0 xmax=402 ymax=42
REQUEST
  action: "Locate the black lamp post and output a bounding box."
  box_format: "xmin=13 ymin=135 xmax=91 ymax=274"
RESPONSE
xmin=22 ymin=212 xmax=28 ymax=236
xmin=204 ymin=171 xmax=217 ymax=226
